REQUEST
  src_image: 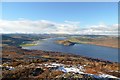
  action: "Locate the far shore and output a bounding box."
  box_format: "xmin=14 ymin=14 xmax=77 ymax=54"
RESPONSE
xmin=55 ymin=38 xmax=119 ymax=49
xmin=20 ymin=40 xmax=43 ymax=47
xmin=84 ymin=43 xmax=119 ymax=49
xmin=20 ymin=43 xmax=38 ymax=47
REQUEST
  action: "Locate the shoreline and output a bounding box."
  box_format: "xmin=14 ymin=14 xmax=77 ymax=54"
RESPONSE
xmin=21 ymin=39 xmax=118 ymax=63
xmin=21 ymin=46 xmax=118 ymax=63
xmin=85 ymin=43 xmax=119 ymax=49
xmin=55 ymin=39 xmax=119 ymax=49
xmin=20 ymin=43 xmax=38 ymax=47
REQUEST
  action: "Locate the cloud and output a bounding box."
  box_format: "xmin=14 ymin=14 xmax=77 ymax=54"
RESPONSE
xmin=80 ymin=24 xmax=119 ymax=35
xmin=0 ymin=19 xmax=118 ymax=35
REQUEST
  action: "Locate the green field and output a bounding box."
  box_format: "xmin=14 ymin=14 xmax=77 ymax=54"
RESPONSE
xmin=67 ymin=38 xmax=89 ymax=44
xmin=20 ymin=43 xmax=38 ymax=47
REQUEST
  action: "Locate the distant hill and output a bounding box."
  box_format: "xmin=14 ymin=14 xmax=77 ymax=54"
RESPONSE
xmin=2 ymin=34 xmax=32 ymax=47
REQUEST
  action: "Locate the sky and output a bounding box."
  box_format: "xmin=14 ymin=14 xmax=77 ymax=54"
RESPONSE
xmin=0 ymin=2 xmax=118 ymax=35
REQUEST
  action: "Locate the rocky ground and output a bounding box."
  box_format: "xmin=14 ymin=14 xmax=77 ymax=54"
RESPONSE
xmin=1 ymin=45 xmax=120 ymax=79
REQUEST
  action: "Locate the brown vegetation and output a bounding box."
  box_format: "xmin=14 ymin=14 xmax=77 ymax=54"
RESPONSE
xmin=87 ymin=38 xmax=119 ymax=48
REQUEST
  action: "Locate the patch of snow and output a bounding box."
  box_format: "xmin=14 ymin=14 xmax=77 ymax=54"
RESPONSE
xmin=87 ymin=74 xmax=101 ymax=78
xmin=79 ymin=66 xmax=84 ymax=71
xmin=51 ymin=63 xmax=63 ymax=66
xmin=44 ymin=63 xmax=63 ymax=68
xmin=58 ymin=67 xmax=67 ymax=72
xmin=44 ymin=64 xmax=48 ymax=66
xmin=0 ymin=65 xmax=2 ymax=67
xmin=9 ymin=66 xmax=15 ymax=70
xmin=47 ymin=65 xmax=56 ymax=68
xmin=99 ymin=74 xmax=118 ymax=78
xmin=83 ymin=65 xmax=87 ymax=67
xmin=58 ymin=66 xmax=84 ymax=74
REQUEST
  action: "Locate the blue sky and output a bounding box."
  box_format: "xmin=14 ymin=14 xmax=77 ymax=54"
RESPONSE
xmin=2 ymin=2 xmax=118 ymax=25
xmin=1 ymin=2 xmax=118 ymax=34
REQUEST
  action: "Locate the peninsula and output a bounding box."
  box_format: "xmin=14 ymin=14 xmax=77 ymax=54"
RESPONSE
xmin=55 ymin=36 xmax=119 ymax=48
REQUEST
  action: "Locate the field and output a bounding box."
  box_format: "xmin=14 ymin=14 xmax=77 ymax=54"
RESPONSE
xmin=20 ymin=43 xmax=38 ymax=47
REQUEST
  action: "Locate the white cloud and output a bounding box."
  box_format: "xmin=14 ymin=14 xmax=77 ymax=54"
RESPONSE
xmin=82 ymin=24 xmax=119 ymax=35
xmin=0 ymin=19 xmax=118 ymax=35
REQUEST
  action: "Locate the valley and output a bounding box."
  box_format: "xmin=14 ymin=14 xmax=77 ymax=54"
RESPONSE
xmin=1 ymin=34 xmax=120 ymax=79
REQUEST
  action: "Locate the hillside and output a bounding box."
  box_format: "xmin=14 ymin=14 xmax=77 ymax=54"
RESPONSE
xmin=1 ymin=34 xmax=120 ymax=79
xmin=55 ymin=36 xmax=119 ymax=48
xmin=56 ymin=40 xmax=76 ymax=46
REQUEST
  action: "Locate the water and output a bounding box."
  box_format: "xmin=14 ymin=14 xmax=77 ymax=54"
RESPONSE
xmin=23 ymin=37 xmax=119 ymax=62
